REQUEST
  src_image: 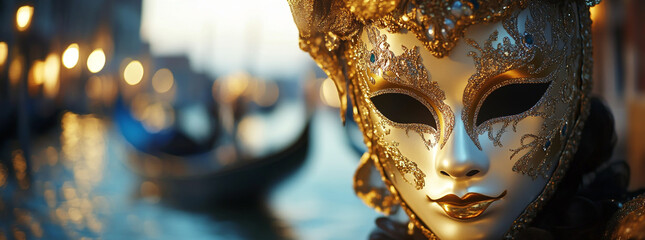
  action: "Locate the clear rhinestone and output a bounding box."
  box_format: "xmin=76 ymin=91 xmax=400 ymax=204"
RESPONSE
xmin=426 ymin=25 xmax=435 ymax=40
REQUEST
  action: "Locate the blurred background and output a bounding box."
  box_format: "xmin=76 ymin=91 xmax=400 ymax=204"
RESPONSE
xmin=0 ymin=0 xmax=642 ymax=239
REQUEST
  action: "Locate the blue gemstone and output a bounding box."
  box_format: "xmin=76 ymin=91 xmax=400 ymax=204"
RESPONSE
xmin=544 ymin=139 xmax=551 ymax=150
xmin=452 ymin=1 xmax=463 ymax=9
xmin=444 ymin=19 xmax=455 ymax=30
xmin=524 ymin=32 xmax=534 ymax=45
xmin=370 ymin=53 xmax=376 ymax=63
xmin=561 ymin=124 xmax=567 ymax=136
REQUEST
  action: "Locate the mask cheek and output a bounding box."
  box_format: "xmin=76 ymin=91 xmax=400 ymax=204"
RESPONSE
xmin=483 ymin=114 xmax=560 ymax=180
xmin=367 ymin=108 xmax=435 ymax=190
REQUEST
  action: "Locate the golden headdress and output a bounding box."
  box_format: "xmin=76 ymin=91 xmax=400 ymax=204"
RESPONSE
xmin=288 ymin=0 xmax=600 ymax=122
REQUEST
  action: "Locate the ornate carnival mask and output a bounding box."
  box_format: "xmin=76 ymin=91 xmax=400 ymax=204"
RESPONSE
xmin=288 ymin=0 xmax=598 ymax=239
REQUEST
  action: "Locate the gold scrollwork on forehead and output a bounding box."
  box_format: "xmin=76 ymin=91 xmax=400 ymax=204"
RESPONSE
xmin=374 ymin=0 xmax=529 ymax=58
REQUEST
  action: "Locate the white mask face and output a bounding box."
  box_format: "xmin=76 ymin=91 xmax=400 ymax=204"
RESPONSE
xmin=348 ymin=3 xmax=585 ymax=239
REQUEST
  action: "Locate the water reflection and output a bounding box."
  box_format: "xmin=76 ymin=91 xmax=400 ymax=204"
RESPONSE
xmin=0 ymin=0 xmax=379 ymax=239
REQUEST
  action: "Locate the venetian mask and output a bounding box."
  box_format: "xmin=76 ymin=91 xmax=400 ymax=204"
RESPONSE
xmin=288 ymin=0 xmax=597 ymax=239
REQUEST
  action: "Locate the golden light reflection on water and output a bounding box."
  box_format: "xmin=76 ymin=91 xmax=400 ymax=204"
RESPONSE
xmin=141 ymin=102 xmax=175 ymax=133
xmin=12 ymin=150 xmax=29 ymax=190
xmin=129 ymin=93 xmax=175 ymax=133
xmin=46 ymin=112 xmax=108 ymax=235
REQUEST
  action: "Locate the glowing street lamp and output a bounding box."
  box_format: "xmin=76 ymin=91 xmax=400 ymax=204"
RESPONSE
xmin=16 ymin=5 xmax=34 ymax=32
xmin=62 ymin=44 xmax=79 ymax=69
xmin=152 ymin=68 xmax=174 ymax=93
xmin=123 ymin=60 xmax=144 ymax=86
xmin=87 ymin=48 xmax=106 ymax=73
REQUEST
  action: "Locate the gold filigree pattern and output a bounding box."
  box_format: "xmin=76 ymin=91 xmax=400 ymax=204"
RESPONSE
xmin=605 ymin=194 xmax=645 ymax=239
xmin=375 ymin=0 xmax=530 ymax=58
xmin=344 ymin=0 xmax=401 ymax=20
xmin=462 ymin=2 xmax=581 ymax=179
xmin=376 ymin=138 xmax=426 ymax=190
xmin=502 ymin=3 xmax=593 ymax=239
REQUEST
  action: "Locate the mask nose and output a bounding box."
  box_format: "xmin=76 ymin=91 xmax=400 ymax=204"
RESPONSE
xmin=436 ymin=119 xmax=489 ymax=179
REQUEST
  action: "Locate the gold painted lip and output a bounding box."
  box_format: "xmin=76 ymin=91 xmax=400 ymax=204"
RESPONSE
xmin=427 ymin=190 xmax=507 ymax=220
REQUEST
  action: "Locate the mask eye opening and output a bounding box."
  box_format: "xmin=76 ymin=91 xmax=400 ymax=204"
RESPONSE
xmin=475 ymin=81 xmax=551 ymax=127
xmin=370 ymin=91 xmax=438 ymax=130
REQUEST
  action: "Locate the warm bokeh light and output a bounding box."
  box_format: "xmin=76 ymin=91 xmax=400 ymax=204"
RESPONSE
xmin=0 ymin=42 xmax=7 ymax=66
xmin=123 ymin=60 xmax=144 ymax=85
xmin=87 ymin=75 xmax=118 ymax=105
xmin=320 ymin=78 xmax=340 ymax=108
xmin=62 ymin=44 xmax=80 ymax=69
xmin=16 ymin=5 xmax=34 ymax=32
xmin=590 ymin=4 xmax=601 ymax=23
xmin=86 ymin=76 xmax=103 ymax=101
xmin=141 ymin=102 xmax=175 ymax=133
xmin=215 ymin=72 xmax=251 ymax=103
xmin=226 ymin=72 xmax=250 ymax=98
xmin=129 ymin=93 xmax=175 ymax=133
xmin=87 ymin=48 xmax=106 ymax=73
xmin=44 ymin=54 xmax=60 ymax=98
xmin=9 ymin=57 xmax=22 ymax=85
xmin=253 ymin=81 xmax=279 ymax=107
xmin=151 ymin=68 xmax=174 ymax=93
xmin=12 ymin=150 xmax=29 ymax=189
xmin=237 ymin=116 xmax=264 ymax=151
xmin=30 ymin=60 xmax=45 ymax=85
